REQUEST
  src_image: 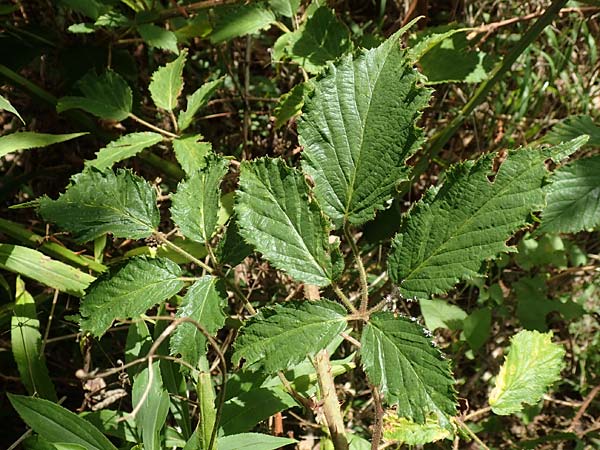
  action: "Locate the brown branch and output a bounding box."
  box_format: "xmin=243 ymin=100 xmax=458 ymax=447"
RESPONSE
xmin=568 ymin=384 xmax=600 ymax=433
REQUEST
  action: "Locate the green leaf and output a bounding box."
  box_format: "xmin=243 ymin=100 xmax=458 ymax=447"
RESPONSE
xmin=383 ymin=414 xmax=451 ymax=445
xmin=0 ymin=132 xmax=87 ymax=159
xmin=53 ymin=444 xmax=87 ymax=450
xmin=233 ymin=300 xmax=347 ymax=372
xmin=39 ymin=168 xmax=159 ymax=243
xmin=0 ymin=93 xmax=25 ymax=123
xmin=540 ymin=156 xmax=600 ymax=232
xmin=80 ymin=257 xmax=184 ymax=337
xmin=543 ymin=115 xmax=600 ymax=147
xmin=132 ymin=361 xmax=170 ymax=450
xmin=462 ymin=308 xmax=491 ymax=351
xmin=388 ymin=138 xmax=588 ymax=299
xmin=170 ymin=276 xmax=227 ymax=369
xmin=236 ymin=158 xmax=334 ymax=286
xmin=216 ymin=218 xmax=254 ymax=267
xmin=419 ymin=299 xmax=466 ymax=331
xmin=11 ymin=277 xmax=57 ymax=401
xmin=489 ymin=330 xmax=565 ymax=415
xmin=218 ymin=433 xmax=297 ymax=450
xmin=0 ymin=245 xmax=95 ymax=297
xmin=274 ymin=82 xmax=310 ymax=129
xmin=171 ymin=155 xmax=229 ymax=243
xmin=360 ymin=312 xmax=456 ymax=425
xmin=149 ymin=50 xmax=187 ymax=111
xmin=57 ymin=70 xmax=132 ymax=121
xmin=85 ymin=132 xmax=163 ymax=170
xmin=68 ymin=23 xmax=96 ymax=33
xmin=177 ymin=78 xmax=223 ymax=131
xmin=275 ymin=7 xmax=352 ymax=74
xmin=210 ymin=3 xmax=276 ymax=43
xmin=173 ymin=135 xmax=212 ymax=176
xmin=137 ymin=24 xmax=179 ymax=54
xmin=298 ymin=29 xmax=431 ymax=227
xmin=8 ymin=394 xmax=117 ymax=450
xmin=268 ymin=0 xmax=300 ymax=17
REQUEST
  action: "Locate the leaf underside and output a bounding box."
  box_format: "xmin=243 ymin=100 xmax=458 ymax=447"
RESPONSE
xmin=149 ymin=50 xmax=187 ymax=111
xmin=39 ymin=168 xmax=159 ymax=243
xmin=388 ymin=138 xmax=587 ymax=299
xmin=233 ymin=300 xmax=347 ymax=372
xmin=235 ymin=158 xmax=333 ymax=287
xmin=298 ymin=29 xmax=431 ymax=227
xmin=360 ymin=312 xmax=456 ymax=426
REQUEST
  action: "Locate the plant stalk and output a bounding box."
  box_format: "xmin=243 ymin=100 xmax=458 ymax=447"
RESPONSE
xmin=343 ymin=223 xmax=369 ymax=313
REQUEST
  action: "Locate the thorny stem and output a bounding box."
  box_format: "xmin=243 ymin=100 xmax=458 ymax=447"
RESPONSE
xmin=343 ymin=223 xmax=369 ymax=313
xmin=453 ymin=417 xmax=491 ymax=450
xmin=154 ymin=232 xmax=214 ymax=273
xmin=463 ymin=406 xmax=491 ymax=422
xmin=128 ymin=113 xmax=178 ymax=138
xmin=332 ymin=283 xmax=358 ymax=313
xmin=370 ymin=385 xmax=384 ymax=450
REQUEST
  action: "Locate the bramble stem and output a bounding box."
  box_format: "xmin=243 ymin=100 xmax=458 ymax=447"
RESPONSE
xmin=154 ymin=232 xmax=214 ymax=273
xmin=332 ymin=283 xmax=358 ymax=313
xmin=343 ymin=223 xmax=369 ymax=313
xmin=128 ymin=113 xmax=178 ymax=138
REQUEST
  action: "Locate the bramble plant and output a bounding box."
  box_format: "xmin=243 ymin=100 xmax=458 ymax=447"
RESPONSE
xmin=1 ymin=1 xmax=599 ymax=450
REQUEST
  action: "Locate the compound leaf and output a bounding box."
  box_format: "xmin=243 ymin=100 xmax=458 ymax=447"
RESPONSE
xmin=233 ymin=300 xmax=347 ymax=372
xmin=0 ymin=245 xmax=95 ymax=297
xmin=85 ymin=132 xmax=163 ymax=170
xmin=178 ymin=78 xmax=223 ymax=131
xmin=235 ymin=158 xmax=333 ymax=286
xmin=80 ymin=257 xmax=184 ymax=337
xmin=171 ymin=155 xmax=229 ymax=243
xmin=489 ymin=330 xmax=565 ymax=415
xmin=8 ymin=394 xmax=117 ymax=450
xmin=39 ymin=168 xmax=159 ymax=243
xmin=388 ymin=138 xmax=588 ymax=299
xmin=57 ymin=70 xmax=132 ymax=121
xmin=360 ymin=312 xmax=456 ymax=426
xmin=11 ymin=277 xmax=57 ymax=401
xmin=540 ymin=156 xmax=600 ymax=232
xmin=0 ymin=132 xmax=87 ymax=159
xmin=170 ymin=276 xmax=227 ymax=369
xmin=210 ymin=2 xmax=276 ymax=43
xmin=173 ymin=135 xmax=212 ymax=176
xmin=149 ymin=50 xmax=187 ymax=111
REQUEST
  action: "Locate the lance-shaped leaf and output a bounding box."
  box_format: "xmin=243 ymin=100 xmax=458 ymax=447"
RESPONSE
xmin=57 ymin=70 xmax=132 ymax=121
xmin=388 ymin=137 xmax=588 ymax=299
xmin=0 ymin=132 xmax=88 ymax=158
xmin=236 ymin=158 xmax=333 ymax=286
xmin=0 ymin=93 xmax=24 ymax=123
xmin=489 ymin=330 xmax=565 ymax=415
xmin=172 ymin=135 xmax=212 ymax=176
xmin=8 ymin=394 xmax=117 ymax=450
xmin=540 ymin=156 xmax=600 ymax=233
xmin=149 ymin=50 xmax=187 ymax=111
xmin=219 ymin=433 xmax=297 ymax=450
xmin=298 ymin=29 xmax=431 ymax=227
xmin=39 ymin=168 xmax=159 ymax=243
xmin=210 ymin=2 xmax=276 ymax=43
xmin=233 ymin=300 xmax=347 ymax=372
xmin=178 ymin=78 xmax=223 ymax=131
xmin=11 ymin=277 xmax=57 ymax=401
xmin=170 ymin=276 xmax=227 ymax=369
xmin=360 ymin=312 xmax=456 ymax=425
xmin=85 ymin=132 xmax=163 ymax=170
xmin=80 ymin=257 xmax=184 ymax=337
xmin=171 ymin=155 xmax=229 ymax=243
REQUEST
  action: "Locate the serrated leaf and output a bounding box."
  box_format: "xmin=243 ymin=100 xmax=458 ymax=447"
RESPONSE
xmin=540 ymin=156 xmax=600 ymax=232
xmin=8 ymin=394 xmax=117 ymax=450
xmin=275 ymin=7 xmax=352 ymax=74
xmin=360 ymin=312 xmax=456 ymax=425
xmin=80 ymin=257 xmax=184 ymax=337
xmin=85 ymin=132 xmax=163 ymax=170
xmin=178 ymin=78 xmax=223 ymax=131
xmin=170 ymin=276 xmax=227 ymax=369
xmin=149 ymin=50 xmax=187 ymax=111
xmin=171 ymin=155 xmax=229 ymax=243
xmin=0 ymin=245 xmax=95 ymax=297
xmin=216 ymin=218 xmax=254 ymax=267
xmin=137 ymin=24 xmax=179 ymax=54
xmin=489 ymin=330 xmax=565 ymax=415
xmin=0 ymin=132 xmax=87 ymax=158
xmin=210 ymin=2 xmax=276 ymax=43
xmin=268 ymin=0 xmax=300 ymax=17
xmin=543 ymin=115 xmax=600 ymax=147
xmin=39 ymin=168 xmax=159 ymax=243
xmin=173 ymin=135 xmax=212 ymax=176
xmin=388 ymin=138 xmax=588 ymax=299
xmin=57 ymin=70 xmax=132 ymax=121
xmin=419 ymin=299 xmax=466 ymax=331
xmin=235 ymin=158 xmax=333 ymax=286
xmin=383 ymin=414 xmax=451 ymax=445
xmin=274 ymin=82 xmax=310 ymax=128
xmin=233 ymin=300 xmax=347 ymax=372
xmin=11 ymin=277 xmax=57 ymax=401
xmin=219 ymin=433 xmax=297 ymax=450
xmin=299 ymin=29 xmax=431 ymax=227
xmin=0 ymin=93 xmax=25 ymax=123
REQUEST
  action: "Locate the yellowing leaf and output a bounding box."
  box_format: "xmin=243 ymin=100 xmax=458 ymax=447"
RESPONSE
xmin=383 ymin=414 xmax=451 ymax=445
